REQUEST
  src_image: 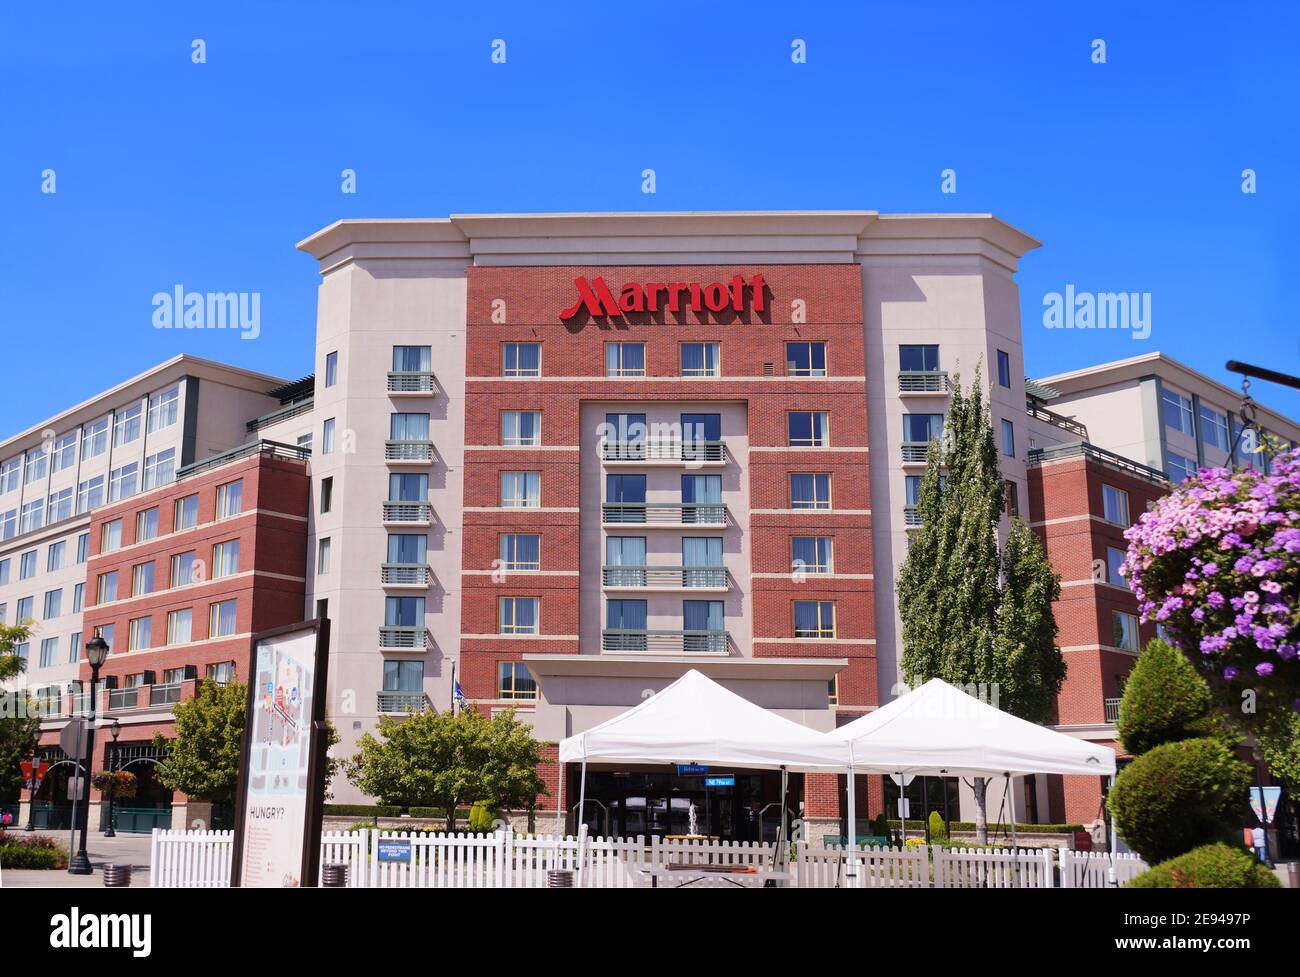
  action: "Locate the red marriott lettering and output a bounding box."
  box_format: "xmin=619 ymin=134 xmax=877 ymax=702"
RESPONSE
xmin=559 ymin=274 xmax=766 ymax=321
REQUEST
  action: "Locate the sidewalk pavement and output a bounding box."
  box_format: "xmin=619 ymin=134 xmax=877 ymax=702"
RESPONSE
xmin=0 ymin=830 xmax=152 ymax=887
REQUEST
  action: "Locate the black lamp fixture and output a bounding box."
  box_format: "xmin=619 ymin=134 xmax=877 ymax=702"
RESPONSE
xmin=68 ymin=635 xmax=109 ymax=875
xmin=103 ymin=719 xmax=122 ymax=838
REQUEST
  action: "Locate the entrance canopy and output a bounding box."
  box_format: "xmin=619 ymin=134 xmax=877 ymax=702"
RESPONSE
xmin=558 ymin=669 xmax=844 ymax=771
xmin=826 ymin=678 xmax=1116 ymax=777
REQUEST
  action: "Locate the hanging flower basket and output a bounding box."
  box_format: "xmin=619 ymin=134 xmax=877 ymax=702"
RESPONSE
xmin=92 ymin=770 xmax=139 ymax=800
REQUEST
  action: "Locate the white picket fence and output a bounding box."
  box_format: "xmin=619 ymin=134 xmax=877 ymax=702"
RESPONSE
xmin=150 ymin=828 xmax=1146 ymax=889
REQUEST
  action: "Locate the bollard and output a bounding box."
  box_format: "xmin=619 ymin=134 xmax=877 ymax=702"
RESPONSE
xmin=102 ymin=864 xmax=132 ymax=888
xmin=546 ymin=869 xmax=574 ymax=888
xmin=321 ymin=863 xmax=350 ymax=888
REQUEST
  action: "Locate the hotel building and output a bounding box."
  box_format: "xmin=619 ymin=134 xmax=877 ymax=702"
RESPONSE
xmin=4 ymin=212 xmax=1297 ymax=840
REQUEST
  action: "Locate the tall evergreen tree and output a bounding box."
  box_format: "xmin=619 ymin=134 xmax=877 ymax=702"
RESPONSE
xmin=896 ymin=366 xmax=1065 ymax=842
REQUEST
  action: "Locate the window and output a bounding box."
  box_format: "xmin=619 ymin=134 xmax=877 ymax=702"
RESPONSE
xmin=996 ymin=350 xmax=1012 ymax=388
xmin=77 ymin=476 xmax=104 ymax=514
xmin=1161 ymin=388 xmax=1195 ymax=437
xmin=167 ymin=608 xmax=193 ymax=645
xmin=96 ymin=570 xmax=118 ymax=604
xmin=1112 ymin=611 xmax=1139 ymax=652
xmin=0 ymin=509 xmax=14 ymax=540
xmin=216 ymin=479 xmax=244 ymax=518
xmin=47 ymin=540 xmax=66 ymax=572
xmin=788 ymin=411 xmax=829 ymax=447
xmin=383 ymin=659 xmax=425 ymax=693
xmin=0 ymin=559 xmax=7 ymax=584
xmin=1167 ymin=451 xmax=1196 ymax=484
xmin=320 ymin=477 xmax=333 ymax=513
xmin=132 ymin=561 xmax=155 ymax=596
xmin=499 ymin=596 xmax=539 ymax=634
xmin=786 ymin=342 xmax=827 ymax=377
xmin=206 ymin=661 xmax=234 ymax=684
xmin=1005 ymin=480 xmax=1019 ymax=518
xmin=391 ymin=345 xmax=430 ymax=375
xmin=101 ymin=519 xmax=122 ymax=553
xmin=390 ymin=413 xmax=428 ymax=441
xmin=171 ymin=550 xmax=197 ymax=587
xmin=147 ymin=384 xmax=180 ymax=432
xmin=324 ymin=351 xmax=338 ymax=387
xmin=72 ymin=583 xmax=84 ymax=613
xmin=14 ymin=642 xmax=28 ymax=662
xmin=503 ymin=342 xmax=541 ymax=377
xmin=108 ymin=462 xmax=138 ymax=502
xmin=0 ymin=602 xmax=7 ymax=623
xmin=93 ymin=622 xmax=114 ymax=652
xmin=16 ymin=596 xmax=33 ymax=624
xmin=606 ymin=342 xmax=645 ymax=377
xmin=501 ymin=471 xmax=540 ymax=508
xmin=1001 ymin=418 xmax=1016 ymax=457
xmin=136 ymin=507 xmax=159 ymax=541
xmin=0 ymin=456 xmax=20 ymax=492
xmin=792 ymin=536 xmax=833 ymax=574
xmin=497 ymin=662 xmax=537 ymax=700
xmin=790 ymin=473 xmax=832 ymax=510
xmin=388 ymin=473 xmax=427 ymax=502
xmin=384 ymin=596 xmax=424 ymax=627
xmin=1101 ymin=484 xmax=1130 ymax=525
xmin=1199 ymin=404 xmax=1230 ymax=452
xmin=69 ymin=632 xmax=81 ymax=663
xmin=143 ymin=448 xmax=175 ymax=489
xmin=680 ymin=342 xmax=720 ymax=377
xmin=81 ymin=415 xmax=109 ymax=459
xmin=162 ymin=667 xmax=185 ymax=685
xmin=128 ymin=616 xmax=152 ymax=651
xmin=43 ymin=589 xmax=62 ymax=619
xmin=899 ymin=345 xmax=939 ymax=372
xmin=317 ymin=537 xmax=331 ymax=574
xmin=212 ymin=539 xmax=240 ymax=578
xmin=501 ymin=411 xmax=541 ymax=447
xmin=794 ymin=600 xmax=836 ymax=639
xmin=19 ymin=549 xmax=37 ymax=579
xmin=175 ymin=494 xmax=199 ymax=531
xmin=113 ymin=402 xmax=142 ymax=446
xmin=298 ymin=432 xmax=313 ymax=453
xmin=904 ymin=413 xmax=944 ymax=444
xmin=828 ymin=676 xmax=839 ymax=706
xmin=76 ymin=532 xmax=89 ymax=563
xmin=322 ymin=418 xmax=336 ymax=454
xmin=40 ymin=638 xmax=58 ymax=668
xmin=19 ymin=499 xmax=43 ymax=534
xmin=500 ymin=533 xmax=541 ymax=571
xmin=209 ymin=599 xmax=238 ymax=638
xmin=1106 ymin=546 xmax=1128 ymax=588
xmin=24 ymin=447 xmax=48 ymax=485
xmin=51 ymin=432 xmax=77 ymax=472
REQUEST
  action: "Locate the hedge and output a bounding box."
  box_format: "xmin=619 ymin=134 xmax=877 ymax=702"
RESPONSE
xmin=322 ymin=804 xmax=403 ymax=818
xmin=885 ymin=820 xmax=1084 ymax=834
xmin=1128 ymin=843 xmax=1280 ymax=888
xmin=0 ymin=834 xmax=69 ymax=869
xmin=1116 ymin=640 xmax=1216 ymax=756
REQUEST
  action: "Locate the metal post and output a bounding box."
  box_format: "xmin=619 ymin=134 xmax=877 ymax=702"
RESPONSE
xmin=1252 ymin=752 xmax=1273 ymax=867
xmin=68 ymin=662 xmax=99 ymax=875
xmin=24 ymin=746 xmax=38 ymax=832
xmin=845 ymin=749 xmax=857 ymax=886
xmin=577 ymin=758 xmax=587 ymax=836
xmin=103 ymin=743 xmax=116 ymax=838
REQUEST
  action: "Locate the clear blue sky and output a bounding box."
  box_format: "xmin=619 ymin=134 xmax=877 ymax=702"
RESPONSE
xmin=2 ymin=1 xmax=1297 ymax=431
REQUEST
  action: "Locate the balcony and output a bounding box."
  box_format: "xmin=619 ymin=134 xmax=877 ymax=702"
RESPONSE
xmin=387 ymin=371 xmax=438 ymax=395
xmin=903 ymin=505 xmax=923 ymax=528
xmin=149 ymin=683 xmax=183 ymax=707
xmin=246 ymin=397 xmax=314 ymax=433
xmin=377 ymin=691 xmax=431 ymax=714
xmin=601 ymin=565 xmax=729 ymax=591
xmin=898 ymin=371 xmax=950 ymax=394
xmin=107 ymin=687 xmax=140 ymax=711
xmin=901 ymin=442 xmax=935 ymax=465
xmin=601 ymin=629 xmax=729 ymax=655
xmin=381 ymin=563 xmax=432 ymax=588
xmin=601 ymin=502 xmax=729 ymax=527
xmin=379 ymin=626 xmax=430 ymax=651
xmin=601 ymin=440 xmax=727 ymax=466
xmin=382 ymin=501 xmax=433 ymax=526
xmin=176 ymin=439 xmax=310 ymax=480
xmin=1027 ymin=441 xmax=1169 ymax=487
xmin=385 ymin=439 xmax=434 ymax=463
xmin=1026 ymin=399 xmax=1088 ymax=439
xmin=1104 ymin=697 xmax=1122 ymax=723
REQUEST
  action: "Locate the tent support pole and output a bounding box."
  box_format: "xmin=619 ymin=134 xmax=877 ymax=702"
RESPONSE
xmin=1106 ymin=774 xmax=1117 ymax=886
xmin=846 ymin=759 xmax=857 ymax=886
xmin=554 ymin=761 xmax=565 ymax=835
xmin=1005 ymin=773 xmax=1019 ymax=887
xmin=578 ymin=758 xmax=588 ymax=835
xmin=779 ymin=766 xmax=789 ymax=862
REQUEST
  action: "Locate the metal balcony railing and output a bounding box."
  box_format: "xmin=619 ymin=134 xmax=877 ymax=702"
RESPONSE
xmin=149 ymin=683 xmax=182 ymax=706
xmin=377 ymin=691 xmax=431 ymax=714
xmin=1025 ymin=400 xmax=1088 ymax=438
xmin=1027 ymin=441 xmax=1169 ymax=487
xmin=1104 ymin=698 xmax=1122 ymax=723
xmin=246 ymin=398 xmax=314 ymax=433
xmin=385 ymin=440 xmax=434 ymax=462
xmin=601 ymin=440 xmax=727 ymax=464
xmin=601 ymin=502 xmax=728 ymax=526
xmin=387 ymin=371 xmax=438 ymax=394
xmin=602 ymin=629 xmax=729 ymax=654
xmin=107 ymin=688 xmax=139 ymax=711
xmin=379 ymin=626 xmax=430 ymax=650
xmin=898 ymin=371 xmax=950 ymax=393
xmin=903 ymin=505 xmax=923 ymax=527
xmin=176 ymin=439 xmax=310 ymax=480
xmin=901 ymin=442 xmax=935 ymax=464
xmin=601 ymin=566 xmax=729 ymax=589
xmin=382 ymin=501 xmax=433 ymax=524
xmin=381 ymin=563 xmax=431 ymax=586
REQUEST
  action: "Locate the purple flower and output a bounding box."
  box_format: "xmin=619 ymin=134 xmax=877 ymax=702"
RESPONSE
xmin=1256 ymin=663 xmax=1274 ymax=677
xmin=1224 ymin=666 xmax=1240 ymax=681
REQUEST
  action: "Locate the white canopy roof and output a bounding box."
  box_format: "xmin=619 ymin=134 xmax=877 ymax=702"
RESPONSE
xmin=827 ymin=678 xmax=1116 ymax=777
xmin=558 ymin=669 xmax=845 ymax=771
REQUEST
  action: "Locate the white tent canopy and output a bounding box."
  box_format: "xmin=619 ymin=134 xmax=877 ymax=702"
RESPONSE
xmin=558 ymin=668 xmax=844 ymax=771
xmin=827 ymin=677 xmax=1116 ymax=777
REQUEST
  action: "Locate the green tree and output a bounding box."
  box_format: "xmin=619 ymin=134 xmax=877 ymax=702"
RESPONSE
xmin=346 ymin=707 xmax=546 ymax=830
xmin=0 ymin=622 xmax=33 ymax=682
xmin=896 ymin=368 xmax=1065 ymax=842
xmin=0 ymin=622 xmax=39 ymax=802
xmin=153 ymin=680 xmax=248 ymax=803
xmin=1116 ymin=640 xmax=1217 ymax=756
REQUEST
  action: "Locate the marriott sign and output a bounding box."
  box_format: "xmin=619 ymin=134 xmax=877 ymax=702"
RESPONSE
xmin=559 ymin=274 xmax=767 ymax=320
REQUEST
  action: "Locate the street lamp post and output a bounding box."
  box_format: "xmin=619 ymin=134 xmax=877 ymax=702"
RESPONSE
xmin=68 ymin=635 xmax=109 ymax=875
xmin=103 ymin=720 xmax=121 ymax=838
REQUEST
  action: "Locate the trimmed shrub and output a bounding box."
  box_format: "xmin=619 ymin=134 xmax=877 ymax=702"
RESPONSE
xmin=1117 ymin=640 xmax=1216 ymax=756
xmin=870 ymin=813 xmax=891 ymax=840
xmin=1108 ymin=738 xmax=1250 ymax=864
xmin=928 ymin=810 xmax=948 ymax=842
xmin=1128 ymin=843 xmax=1281 ymax=888
xmin=0 ymin=834 xmax=68 ymax=869
xmin=467 ymin=801 xmax=497 ymax=833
